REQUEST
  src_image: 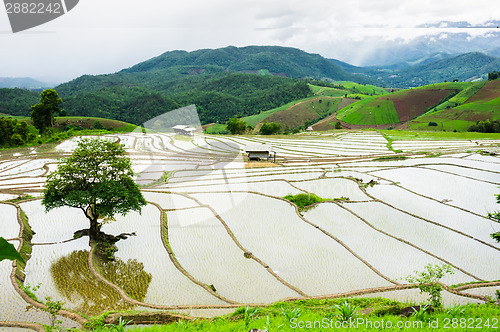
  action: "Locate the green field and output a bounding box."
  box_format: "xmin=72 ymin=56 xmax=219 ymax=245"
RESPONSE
xmin=336 ymin=98 xmax=399 ymax=125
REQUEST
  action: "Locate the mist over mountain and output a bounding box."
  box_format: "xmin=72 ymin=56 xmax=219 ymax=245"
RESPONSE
xmin=348 ymin=28 xmax=500 ymax=67
xmin=0 ymin=77 xmax=51 ymax=89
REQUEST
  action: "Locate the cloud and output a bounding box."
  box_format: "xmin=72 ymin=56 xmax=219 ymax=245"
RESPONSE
xmin=0 ymin=0 xmax=499 ymax=81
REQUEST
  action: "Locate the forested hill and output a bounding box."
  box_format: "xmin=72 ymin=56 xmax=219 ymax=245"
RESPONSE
xmin=3 ymin=73 xmax=313 ymax=125
xmin=119 ymin=46 xmax=375 ymax=84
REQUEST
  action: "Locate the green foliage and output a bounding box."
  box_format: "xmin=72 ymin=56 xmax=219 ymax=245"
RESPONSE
xmin=226 ymin=117 xmax=247 ymax=135
xmin=0 ymin=237 xmax=25 ymax=263
xmin=243 ymin=306 xmax=260 ymax=329
xmin=406 ymin=263 xmax=454 ymax=308
xmin=0 ymin=88 xmax=39 ymax=116
xmin=30 ymin=89 xmax=63 ymax=135
xmin=335 ymin=121 xmax=342 ymax=129
xmin=42 ymin=138 xmax=147 ymax=241
xmin=55 ymin=71 xmax=313 ymax=126
xmin=469 ymin=120 xmax=500 ymax=133
xmin=0 ymin=117 xmax=30 ymax=147
xmin=446 ymin=304 xmax=466 ymax=318
xmin=259 ymin=122 xmax=281 ymax=135
xmin=284 ymin=193 xmax=325 ymax=211
xmin=489 ymin=71 xmax=500 ymax=80
xmin=428 ymin=121 xmax=438 ymax=126
xmin=334 ymin=301 xmax=358 ymax=322
xmin=281 ymin=307 xmax=302 ymax=322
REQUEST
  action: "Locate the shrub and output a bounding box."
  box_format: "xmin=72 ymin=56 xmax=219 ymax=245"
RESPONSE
xmin=406 ymin=263 xmax=454 ymax=308
xmin=428 ymin=122 xmax=438 ymax=126
xmin=284 ymin=193 xmax=325 ymax=210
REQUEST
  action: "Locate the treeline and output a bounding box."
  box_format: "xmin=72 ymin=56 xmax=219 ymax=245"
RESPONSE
xmin=468 ymin=120 xmax=500 ymax=133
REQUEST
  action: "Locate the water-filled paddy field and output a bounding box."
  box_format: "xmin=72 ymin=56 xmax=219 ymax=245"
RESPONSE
xmin=1 ymin=131 xmax=499 ymax=329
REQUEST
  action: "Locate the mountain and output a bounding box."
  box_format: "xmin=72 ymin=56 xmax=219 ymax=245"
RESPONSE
xmin=120 ymin=46 xmax=376 ymax=84
xmin=338 ymin=52 xmax=500 ymax=88
xmin=353 ymin=28 xmax=500 ymax=67
xmin=0 ymin=77 xmax=51 ymax=89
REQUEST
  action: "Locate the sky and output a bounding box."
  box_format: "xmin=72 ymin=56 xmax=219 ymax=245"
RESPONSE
xmin=0 ymin=0 xmax=499 ymax=83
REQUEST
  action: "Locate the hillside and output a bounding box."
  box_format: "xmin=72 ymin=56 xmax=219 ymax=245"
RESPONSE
xmin=240 ymin=82 xmax=388 ymax=131
xmin=316 ymin=81 xmax=499 ymax=131
xmin=409 ymin=79 xmax=500 ymax=131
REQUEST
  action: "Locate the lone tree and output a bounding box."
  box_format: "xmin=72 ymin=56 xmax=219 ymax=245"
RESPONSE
xmin=42 ymin=138 xmax=146 ymax=242
xmin=31 ymin=89 xmax=63 ymax=135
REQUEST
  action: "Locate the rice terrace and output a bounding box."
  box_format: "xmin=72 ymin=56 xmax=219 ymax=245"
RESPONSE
xmin=1 ymin=127 xmax=500 ymax=330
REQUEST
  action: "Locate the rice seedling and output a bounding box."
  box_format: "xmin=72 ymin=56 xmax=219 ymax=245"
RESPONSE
xmin=0 ymin=204 xmax=20 ymax=239
xmin=346 ymin=201 xmax=500 ymax=282
xmin=191 ymin=192 xmax=391 ymax=295
xmin=367 ymin=184 xmax=500 ymax=247
xmin=20 ymin=201 xmax=89 ymax=243
xmin=100 ymin=205 xmax=227 ymax=306
xmin=167 ymin=207 xmax=298 ymax=303
xmin=371 ymin=167 xmax=499 ymax=215
xmin=291 ymin=178 xmax=369 ymax=201
xmin=333 ymin=301 xmax=358 ymax=322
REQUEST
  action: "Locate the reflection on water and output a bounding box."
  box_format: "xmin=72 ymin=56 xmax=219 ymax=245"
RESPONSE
xmin=50 ymin=250 xmax=152 ymax=316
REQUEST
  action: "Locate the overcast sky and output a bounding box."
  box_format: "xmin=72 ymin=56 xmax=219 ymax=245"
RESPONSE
xmin=1 ymin=0 xmax=498 ymax=83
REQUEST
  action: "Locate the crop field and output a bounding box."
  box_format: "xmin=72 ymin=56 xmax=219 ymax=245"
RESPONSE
xmin=0 ymin=130 xmax=499 ymax=329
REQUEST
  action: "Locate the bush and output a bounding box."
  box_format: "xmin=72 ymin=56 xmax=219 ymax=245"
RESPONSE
xmin=260 ymin=122 xmax=281 ymax=135
xmin=335 ymin=121 xmax=342 ymax=129
xmin=428 ymin=122 xmax=438 ymax=126
xmin=284 ymin=193 xmax=325 ymax=210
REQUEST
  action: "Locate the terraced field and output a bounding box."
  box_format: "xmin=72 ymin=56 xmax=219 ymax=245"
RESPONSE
xmin=1 ymin=131 xmax=499 ymax=330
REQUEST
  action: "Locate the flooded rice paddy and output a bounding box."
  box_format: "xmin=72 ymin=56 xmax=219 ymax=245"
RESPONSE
xmin=0 ymin=131 xmax=499 ymax=329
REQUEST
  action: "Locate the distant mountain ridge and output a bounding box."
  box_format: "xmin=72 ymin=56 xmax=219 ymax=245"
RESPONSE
xmin=0 ymin=77 xmax=51 ymax=89
xmin=335 ymin=52 xmax=500 ymax=88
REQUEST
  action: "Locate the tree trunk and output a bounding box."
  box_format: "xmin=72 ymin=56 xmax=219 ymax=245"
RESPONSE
xmin=89 ymin=218 xmax=101 ymax=244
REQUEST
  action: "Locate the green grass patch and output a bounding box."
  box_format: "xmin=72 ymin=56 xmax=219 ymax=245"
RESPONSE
xmin=284 ymin=193 xmax=327 ymax=211
xmin=91 ymin=297 xmax=500 ymax=332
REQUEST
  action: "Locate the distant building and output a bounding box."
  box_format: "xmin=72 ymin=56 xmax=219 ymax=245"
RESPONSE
xmin=172 ymin=125 xmax=197 ymax=136
xmin=244 ymin=144 xmax=276 ymax=161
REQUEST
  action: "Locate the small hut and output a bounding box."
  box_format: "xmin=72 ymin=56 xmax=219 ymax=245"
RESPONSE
xmin=244 ymin=144 xmax=275 ymax=161
xmin=172 ymin=125 xmax=197 ymax=136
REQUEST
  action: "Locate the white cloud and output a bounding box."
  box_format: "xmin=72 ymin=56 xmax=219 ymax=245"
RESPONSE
xmin=0 ymin=0 xmax=498 ymax=81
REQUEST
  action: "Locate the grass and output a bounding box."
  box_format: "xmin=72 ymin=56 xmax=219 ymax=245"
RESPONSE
xmin=284 ymin=193 xmax=327 ymax=211
xmin=336 ymin=98 xmax=400 ymax=125
xmin=379 ymin=129 xmax=500 ymax=141
xmin=83 ymin=297 xmax=500 ymax=331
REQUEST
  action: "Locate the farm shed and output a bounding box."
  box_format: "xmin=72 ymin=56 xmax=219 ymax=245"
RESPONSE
xmin=172 ymin=125 xmax=197 ymax=136
xmin=244 ymin=144 xmax=276 ymax=161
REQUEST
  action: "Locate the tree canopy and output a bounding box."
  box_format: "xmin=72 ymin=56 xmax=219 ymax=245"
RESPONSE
xmin=226 ymin=117 xmax=248 ymax=135
xmin=31 ymin=89 xmax=63 ymax=135
xmin=42 ymin=138 xmax=146 ymax=241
